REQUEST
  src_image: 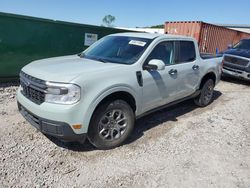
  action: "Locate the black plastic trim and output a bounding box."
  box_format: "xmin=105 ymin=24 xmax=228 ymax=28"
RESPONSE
xmin=136 ymin=71 xmax=143 ymax=87
xmin=17 ymin=102 xmax=86 ymax=142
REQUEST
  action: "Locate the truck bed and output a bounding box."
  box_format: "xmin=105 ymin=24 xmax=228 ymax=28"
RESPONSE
xmin=200 ymin=53 xmax=223 ymax=59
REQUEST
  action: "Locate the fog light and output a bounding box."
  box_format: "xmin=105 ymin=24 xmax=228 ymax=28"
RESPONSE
xmin=72 ymin=124 xmax=82 ymax=129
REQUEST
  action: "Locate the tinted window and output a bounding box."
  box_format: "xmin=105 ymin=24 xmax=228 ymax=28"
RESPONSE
xmin=176 ymin=41 xmax=196 ymax=63
xmin=233 ymin=39 xmax=250 ymax=50
xmin=146 ymin=41 xmax=174 ymax=65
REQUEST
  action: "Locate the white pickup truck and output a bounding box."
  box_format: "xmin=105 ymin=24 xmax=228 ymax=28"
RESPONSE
xmin=17 ymin=33 xmax=222 ymax=149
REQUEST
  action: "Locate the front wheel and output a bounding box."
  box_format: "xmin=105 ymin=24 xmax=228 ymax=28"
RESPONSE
xmin=194 ymin=79 xmax=215 ymax=107
xmin=88 ymin=100 xmax=135 ymax=150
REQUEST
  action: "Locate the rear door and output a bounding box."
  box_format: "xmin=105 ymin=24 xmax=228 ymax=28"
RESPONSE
xmin=170 ymin=40 xmax=201 ymax=98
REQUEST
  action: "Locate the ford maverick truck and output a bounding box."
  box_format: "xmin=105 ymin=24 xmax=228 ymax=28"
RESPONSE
xmin=17 ymin=33 xmax=222 ymax=149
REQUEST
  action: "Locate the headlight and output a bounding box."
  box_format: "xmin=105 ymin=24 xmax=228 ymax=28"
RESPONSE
xmin=45 ymin=82 xmax=81 ymax=105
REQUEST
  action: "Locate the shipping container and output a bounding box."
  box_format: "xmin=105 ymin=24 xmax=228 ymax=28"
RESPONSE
xmin=165 ymin=21 xmax=250 ymax=54
xmin=0 ymin=12 xmax=131 ymax=82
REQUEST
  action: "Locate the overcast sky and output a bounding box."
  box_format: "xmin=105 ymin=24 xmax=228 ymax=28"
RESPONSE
xmin=1 ymin=0 xmax=250 ymax=27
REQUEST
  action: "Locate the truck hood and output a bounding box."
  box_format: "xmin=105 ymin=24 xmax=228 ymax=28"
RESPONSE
xmin=22 ymin=55 xmax=126 ymax=82
xmin=224 ymin=49 xmax=250 ymax=59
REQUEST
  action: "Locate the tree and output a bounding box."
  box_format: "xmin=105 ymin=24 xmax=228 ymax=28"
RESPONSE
xmin=150 ymin=24 xmax=164 ymax=29
xmin=102 ymin=15 xmax=116 ymax=27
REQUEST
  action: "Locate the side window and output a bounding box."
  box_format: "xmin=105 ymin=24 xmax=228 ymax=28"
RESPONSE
xmin=146 ymin=41 xmax=174 ymax=65
xmin=175 ymin=41 xmax=196 ymax=63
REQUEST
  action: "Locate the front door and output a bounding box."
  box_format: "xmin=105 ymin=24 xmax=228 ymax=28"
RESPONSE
xmin=141 ymin=41 xmax=179 ymax=113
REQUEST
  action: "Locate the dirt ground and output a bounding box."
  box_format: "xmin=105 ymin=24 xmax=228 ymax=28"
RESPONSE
xmin=0 ymin=78 xmax=250 ymax=188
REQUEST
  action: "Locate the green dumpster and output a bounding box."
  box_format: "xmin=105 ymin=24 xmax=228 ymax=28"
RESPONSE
xmin=0 ymin=12 xmax=131 ymax=82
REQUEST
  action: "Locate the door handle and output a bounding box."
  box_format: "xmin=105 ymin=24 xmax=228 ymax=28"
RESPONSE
xmin=192 ymin=65 xmax=199 ymax=70
xmin=168 ymin=69 xmax=177 ymax=75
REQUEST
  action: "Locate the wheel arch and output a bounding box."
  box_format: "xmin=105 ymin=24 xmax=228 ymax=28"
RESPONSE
xmin=93 ymin=91 xmax=137 ymax=112
xmin=199 ymin=72 xmax=216 ymax=90
xmin=86 ymin=89 xmax=137 ymax=132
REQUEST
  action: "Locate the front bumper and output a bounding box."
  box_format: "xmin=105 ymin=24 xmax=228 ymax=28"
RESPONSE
xmin=16 ymin=87 xmax=89 ymax=142
xmin=18 ymin=102 xmax=87 ymax=142
xmin=222 ymin=67 xmax=250 ymax=81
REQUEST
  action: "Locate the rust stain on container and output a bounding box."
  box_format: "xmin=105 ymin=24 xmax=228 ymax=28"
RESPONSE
xmin=165 ymin=21 xmax=250 ymax=54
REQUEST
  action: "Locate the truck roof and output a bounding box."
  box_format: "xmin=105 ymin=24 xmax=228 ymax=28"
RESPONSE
xmin=110 ymin=32 xmax=193 ymax=40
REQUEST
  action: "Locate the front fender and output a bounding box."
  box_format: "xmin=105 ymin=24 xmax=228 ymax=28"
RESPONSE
xmin=81 ymin=85 xmax=140 ymax=132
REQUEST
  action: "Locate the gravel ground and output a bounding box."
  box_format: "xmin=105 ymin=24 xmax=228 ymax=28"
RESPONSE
xmin=0 ymin=78 xmax=250 ymax=188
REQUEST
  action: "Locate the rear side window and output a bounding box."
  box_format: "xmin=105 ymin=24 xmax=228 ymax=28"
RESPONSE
xmin=175 ymin=41 xmax=196 ymax=63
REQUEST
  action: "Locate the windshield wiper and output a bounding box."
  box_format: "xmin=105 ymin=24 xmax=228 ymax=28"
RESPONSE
xmin=78 ymin=52 xmax=85 ymax=58
xmin=96 ymin=58 xmax=109 ymax=63
xmin=81 ymin=55 xmax=109 ymax=63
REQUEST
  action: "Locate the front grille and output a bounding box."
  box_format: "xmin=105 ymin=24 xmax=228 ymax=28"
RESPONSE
xmin=224 ymin=56 xmax=249 ymax=67
xmin=20 ymin=71 xmax=47 ymax=105
xmin=223 ymin=61 xmax=246 ymax=72
xmin=223 ymin=67 xmax=243 ymax=74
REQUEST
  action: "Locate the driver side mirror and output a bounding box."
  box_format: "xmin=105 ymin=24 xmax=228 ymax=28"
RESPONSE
xmin=228 ymin=44 xmax=233 ymax=49
xmin=144 ymin=59 xmax=165 ymax=71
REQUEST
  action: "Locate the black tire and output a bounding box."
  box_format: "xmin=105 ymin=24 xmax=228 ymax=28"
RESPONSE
xmin=194 ymin=79 xmax=215 ymax=107
xmin=88 ymin=100 xmax=135 ymax=150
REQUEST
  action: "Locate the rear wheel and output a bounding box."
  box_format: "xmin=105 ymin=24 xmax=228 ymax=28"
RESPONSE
xmin=194 ymin=79 xmax=214 ymax=107
xmin=88 ymin=100 xmax=134 ymax=149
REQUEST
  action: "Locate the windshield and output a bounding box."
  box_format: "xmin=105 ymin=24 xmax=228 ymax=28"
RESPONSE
xmin=233 ymin=40 xmax=250 ymax=50
xmin=81 ymin=36 xmax=152 ymax=64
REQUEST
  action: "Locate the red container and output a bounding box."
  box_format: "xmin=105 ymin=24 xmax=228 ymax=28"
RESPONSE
xmin=165 ymin=21 xmax=250 ymax=54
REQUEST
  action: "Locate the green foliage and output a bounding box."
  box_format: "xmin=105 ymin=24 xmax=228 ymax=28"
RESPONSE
xmin=150 ymin=24 xmax=164 ymax=28
xmin=102 ymin=15 xmax=116 ymax=27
